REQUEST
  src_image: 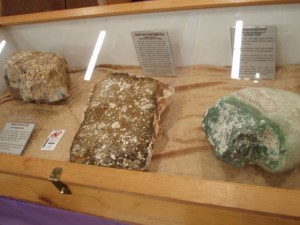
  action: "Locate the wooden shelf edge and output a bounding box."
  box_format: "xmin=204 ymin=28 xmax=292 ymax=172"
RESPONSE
xmin=0 ymin=154 xmax=299 ymax=218
xmin=0 ymin=0 xmax=300 ymax=26
xmin=1 ymin=174 xmax=299 ymax=225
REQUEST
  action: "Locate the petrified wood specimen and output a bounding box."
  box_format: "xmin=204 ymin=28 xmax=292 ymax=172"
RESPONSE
xmin=4 ymin=50 xmax=70 ymax=103
xmin=70 ymin=72 xmax=174 ymax=170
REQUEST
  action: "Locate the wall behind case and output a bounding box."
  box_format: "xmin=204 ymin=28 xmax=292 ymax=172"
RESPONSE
xmin=0 ymin=3 xmax=299 ymax=93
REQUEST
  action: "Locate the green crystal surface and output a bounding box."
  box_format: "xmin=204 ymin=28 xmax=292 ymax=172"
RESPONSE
xmin=201 ymin=96 xmax=286 ymax=172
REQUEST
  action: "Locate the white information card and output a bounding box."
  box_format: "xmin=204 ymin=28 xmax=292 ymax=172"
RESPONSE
xmin=231 ymin=25 xmax=277 ymax=79
xmin=0 ymin=122 xmax=35 ymax=155
xmin=42 ymin=129 xmax=65 ymax=151
xmin=132 ymin=30 xmax=176 ymax=76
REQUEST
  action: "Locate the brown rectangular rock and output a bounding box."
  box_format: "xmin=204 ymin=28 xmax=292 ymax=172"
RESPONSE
xmin=70 ymin=72 xmax=174 ymax=170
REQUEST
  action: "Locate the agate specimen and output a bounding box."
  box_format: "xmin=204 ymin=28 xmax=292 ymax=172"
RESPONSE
xmin=4 ymin=50 xmax=71 ymax=103
xmin=201 ymin=87 xmax=300 ymax=173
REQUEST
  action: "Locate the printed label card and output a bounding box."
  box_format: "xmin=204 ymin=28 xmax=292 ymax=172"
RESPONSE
xmin=0 ymin=123 xmax=35 ymax=155
xmin=42 ymin=129 xmax=65 ymax=151
xmin=231 ymin=24 xmax=277 ymax=79
xmin=132 ymin=30 xmax=176 ymax=76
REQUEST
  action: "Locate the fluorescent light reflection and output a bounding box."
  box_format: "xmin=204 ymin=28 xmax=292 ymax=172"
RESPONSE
xmin=231 ymin=20 xmax=243 ymax=79
xmin=84 ymin=30 xmax=106 ymax=81
xmin=253 ymin=72 xmax=260 ymax=83
xmin=0 ymin=40 xmax=7 ymax=54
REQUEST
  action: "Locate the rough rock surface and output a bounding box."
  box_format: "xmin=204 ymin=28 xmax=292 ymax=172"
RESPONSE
xmin=202 ymin=87 xmax=300 ymax=173
xmin=70 ymin=72 xmax=174 ymax=170
xmin=4 ymin=50 xmax=71 ymax=103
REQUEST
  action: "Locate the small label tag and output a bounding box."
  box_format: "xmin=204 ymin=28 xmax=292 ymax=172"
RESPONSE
xmin=0 ymin=122 xmax=35 ymax=155
xmin=132 ymin=30 xmax=176 ymax=76
xmin=42 ymin=130 xmax=65 ymax=151
xmin=231 ymin=25 xmax=277 ymax=79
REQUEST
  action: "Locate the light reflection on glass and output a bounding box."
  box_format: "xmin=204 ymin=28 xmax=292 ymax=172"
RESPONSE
xmin=253 ymin=72 xmax=260 ymax=83
xmin=84 ymin=30 xmax=106 ymax=81
xmin=231 ymin=20 xmax=243 ymax=79
xmin=0 ymin=40 xmax=7 ymax=54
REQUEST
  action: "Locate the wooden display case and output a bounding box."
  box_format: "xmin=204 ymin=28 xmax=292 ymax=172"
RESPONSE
xmin=0 ymin=1 xmax=300 ymax=224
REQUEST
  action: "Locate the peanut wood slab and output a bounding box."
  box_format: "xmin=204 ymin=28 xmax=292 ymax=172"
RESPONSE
xmin=70 ymin=72 xmax=174 ymax=170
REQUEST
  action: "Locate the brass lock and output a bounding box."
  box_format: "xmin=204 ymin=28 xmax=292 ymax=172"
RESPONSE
xmin=48 ymin=167 xmax=71 ymax=195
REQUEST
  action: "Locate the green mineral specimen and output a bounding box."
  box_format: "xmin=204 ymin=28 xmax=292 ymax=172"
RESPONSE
xmin=201 ymin=87 xmax=300 ymax=173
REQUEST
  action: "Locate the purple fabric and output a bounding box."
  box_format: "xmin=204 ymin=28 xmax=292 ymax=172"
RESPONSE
xmin=0 ymin=196 xmax=128 ymax=225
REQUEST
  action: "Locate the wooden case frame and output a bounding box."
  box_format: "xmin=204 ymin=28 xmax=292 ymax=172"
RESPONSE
xmin=0 ymin=1 xmax=300 ymax=224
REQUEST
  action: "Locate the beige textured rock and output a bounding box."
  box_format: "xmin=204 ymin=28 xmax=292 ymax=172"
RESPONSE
xmin=4 ymin=50 xmax=71 ymax=103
